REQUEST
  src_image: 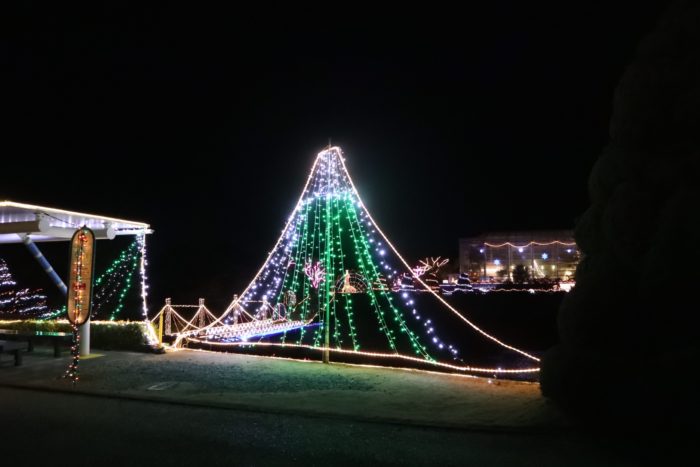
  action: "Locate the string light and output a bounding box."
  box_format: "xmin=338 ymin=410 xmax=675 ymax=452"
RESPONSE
xmin=174 ymin=147 xmax=540 ymax=373
xmin=483 ymin=240 xmax=577 ymax=248
xmin=63 ymin=322 xmax=80 ymax=383
xmin=92 ymin=240 xmax=140 ymax=321
xmin=0 ymin=258 xmax=48 ymax=316
xmin=63 ymin=227 xmax=95 ymax=385
xmin=137 ymin=232 xmax=157 ymax=345
xmin=37 ymin=305 xmax=65 ymax=320
xmin=336 ymin=149 xmax=541 ymax=363
xmin=32 ymin=238 xmax=151 ymax=323
xmin=184 ymin=338 xmax=539 ymax=375
xmin=303 ymin=261 xmax=326 ymax=289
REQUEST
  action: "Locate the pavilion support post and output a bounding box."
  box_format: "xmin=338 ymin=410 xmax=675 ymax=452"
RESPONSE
xmin=79 ymin=317 xmax=90 ymax=356
xmin=19 ymin=234 xmax=68 ymax=296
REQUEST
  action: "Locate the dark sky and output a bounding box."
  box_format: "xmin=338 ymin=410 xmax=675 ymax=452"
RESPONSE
xmin=3 ymin=2 xmax=666 ymax=311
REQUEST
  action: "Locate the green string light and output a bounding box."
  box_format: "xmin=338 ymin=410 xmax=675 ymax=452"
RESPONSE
xmin=40 ymin=240 xmax=141 ymax=322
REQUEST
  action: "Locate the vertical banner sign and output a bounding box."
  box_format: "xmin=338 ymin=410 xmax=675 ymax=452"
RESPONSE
xmin=67 ymin=227 xmax=96 ymax=325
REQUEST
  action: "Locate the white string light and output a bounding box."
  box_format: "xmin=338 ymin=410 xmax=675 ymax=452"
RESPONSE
xmin=183 ymin=338 xmax=539 ymax=374
xmin=483 ymin=240 xmax=577 ymax=248
xmin=175 ymin=146 xmax=541 ymax=371
xmin=336 ymin=149 xmax=541 ymax=363
xmin=138 ymin=232 xmax=158 ymax=345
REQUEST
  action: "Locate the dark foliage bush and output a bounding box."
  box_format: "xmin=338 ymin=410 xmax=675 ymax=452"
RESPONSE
xmin=0 ymin=319 xmax=154 ymax=351
xmin=541 ymin=0 xmax=700 ymax=435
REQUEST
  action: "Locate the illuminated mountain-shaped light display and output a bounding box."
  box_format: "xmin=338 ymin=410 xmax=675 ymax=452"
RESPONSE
xmin=180 ymin=147 xmax=540 ymax=375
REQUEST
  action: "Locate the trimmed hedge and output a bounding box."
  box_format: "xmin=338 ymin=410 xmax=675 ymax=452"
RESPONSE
xmin=0 ymin=319 xmax=156 ymax=351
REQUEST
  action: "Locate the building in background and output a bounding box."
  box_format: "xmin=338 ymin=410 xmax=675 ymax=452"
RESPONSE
xmin=459 ymin=230 xmax=580 ymax=283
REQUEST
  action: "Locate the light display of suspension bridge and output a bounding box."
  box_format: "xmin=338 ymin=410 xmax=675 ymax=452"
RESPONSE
xmin=164 ymin=147 xmax=540 ymax=376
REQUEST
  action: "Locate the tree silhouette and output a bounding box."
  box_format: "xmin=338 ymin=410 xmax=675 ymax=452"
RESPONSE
xmin=512 ymin=264 xmax=529 ymax=284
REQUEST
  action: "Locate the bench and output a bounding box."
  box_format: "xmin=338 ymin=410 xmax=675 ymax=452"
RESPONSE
xmin=0 ymin=329 xmax=72 ymax=358
xmin=0 ymin=339 xmax=27 ymax=366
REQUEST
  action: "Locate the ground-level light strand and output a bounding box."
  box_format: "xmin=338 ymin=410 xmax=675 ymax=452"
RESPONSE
xmin=184 ymin=337 xmax=540 ymax=375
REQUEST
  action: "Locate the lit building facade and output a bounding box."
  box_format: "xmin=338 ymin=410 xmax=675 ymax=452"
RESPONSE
xmin=459 ymin=230 xmax=580 ymax=283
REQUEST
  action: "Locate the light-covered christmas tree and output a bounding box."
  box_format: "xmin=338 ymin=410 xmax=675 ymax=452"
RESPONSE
xmin=0 ymin=258 xmax=48 ymax=316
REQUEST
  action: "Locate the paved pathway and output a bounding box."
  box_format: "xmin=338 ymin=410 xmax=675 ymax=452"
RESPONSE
xmin=0 ymin=387 xmax=635 ymax=466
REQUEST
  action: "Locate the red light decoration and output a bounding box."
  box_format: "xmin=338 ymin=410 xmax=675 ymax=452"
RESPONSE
xmin=66 ymin=227 xmax=95 ymax=326
xmin=63 ymin=226 xmax=96 ymax=384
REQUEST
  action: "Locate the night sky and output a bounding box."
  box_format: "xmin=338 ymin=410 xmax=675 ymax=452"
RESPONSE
xmin=3 ymin=3 xmax=666 ymax=312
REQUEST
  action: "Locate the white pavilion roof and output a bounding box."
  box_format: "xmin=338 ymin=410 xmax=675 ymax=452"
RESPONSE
xmin=0 ymin=200 xmax=151 ymax=243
